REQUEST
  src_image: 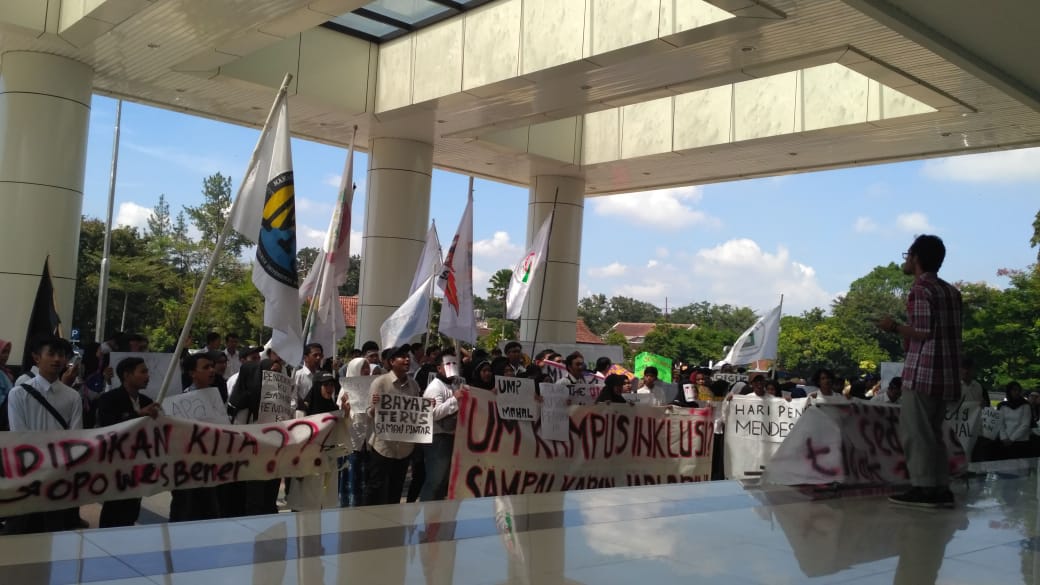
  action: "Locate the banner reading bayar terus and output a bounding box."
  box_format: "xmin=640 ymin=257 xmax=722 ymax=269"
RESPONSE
xmin=448 ymin=387 xmax=713 ymax=499
xmin=0 ymin=413 xmax=348 ymax=516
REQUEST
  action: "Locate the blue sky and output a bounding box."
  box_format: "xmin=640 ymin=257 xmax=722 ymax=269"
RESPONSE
xmin=83 ymin=95 xmax=1040 ymax=318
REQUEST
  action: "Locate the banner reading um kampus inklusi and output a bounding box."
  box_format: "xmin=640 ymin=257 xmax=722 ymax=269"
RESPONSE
xmin=448 ymin=388 xmax=713 ymax=499
xmin=0 ymin=413 xmax=348 ymax=516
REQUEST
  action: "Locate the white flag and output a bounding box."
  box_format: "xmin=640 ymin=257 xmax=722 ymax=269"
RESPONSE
xmin=436 ymin=190 xmax=476 ymax=343
xmin=381 ymin=275 xmax=435 ymax=350
xmin=229 ymin=90 xmax=304 ymax=366
xmin=717 ymin=304 xmax=782 ymax=367
xmin=410 ymin=222 xmax=442 ymax=295
xmin=300 ymin=133 xmax=356 ymax=356
xmin=505 ymin=212 xmax=552 ymax=319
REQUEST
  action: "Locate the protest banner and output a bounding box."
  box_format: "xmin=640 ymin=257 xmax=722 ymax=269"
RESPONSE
xmin=110 ymin=352 xmax=175 ymax=400
xmin=448 ymin=388 xmax=713 ymax=499
xmin=762 ymin=401 xmax=966 ymax=486
xmin=539 ymin=383 xmax=570 ymax=441
xmin=980 ymin=407 xmax=1002 ymax=440
xmin=0 ymin=413 xmax=348 ymax=516
xmin=257 ymin=370 xmax=293 ymax=423
xmin=339 ymin=375 xmax=377 ymax=414
xmin=724 ymin=396 xmax=807 ymax=479
xmin=374 ymin=392 xmax=435 ymax=443
xmin=495 ymin=376 xmax=538 ymax=421
xmin=162 ymin=387 xmax=228 ymax=425
xmin=634 ymin=352 xmax=673 ymax=383
xmin=567 ymin=383 xmax=595 ymax=405
xmin=945 ymin=400 xmax=982 ymax=456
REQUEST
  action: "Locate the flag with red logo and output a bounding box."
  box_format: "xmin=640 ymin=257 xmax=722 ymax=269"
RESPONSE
xmin=436 ymin=189 xmax=476 ymax=343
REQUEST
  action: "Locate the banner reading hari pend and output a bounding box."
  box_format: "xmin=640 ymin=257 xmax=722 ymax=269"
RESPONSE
xmin=448 ymin=388 xmax=713 ymax=499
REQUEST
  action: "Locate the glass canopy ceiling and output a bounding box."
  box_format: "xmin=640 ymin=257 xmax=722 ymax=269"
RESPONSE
xmin=325 ymin=0 xmax=495 ymax=43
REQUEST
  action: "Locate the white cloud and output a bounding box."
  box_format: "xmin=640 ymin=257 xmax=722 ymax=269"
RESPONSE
xmin=853 ymin=216 xmax=877 ymax=233
xmin=921 ymin=147 xmax=1040 ymax=183
xmin=297 ymin=225 xmax=362 ymax=255
xmin=589 ymin=238 xmax=834 ymax=316
xmin=474 ymin=231 xmax=521 ymax=260
xmin=472 ymin=265 xmax=493 ymax=299
xmin=588 ymin=262 xmax=628 ymax=278
xmin=115 ymin=202 xmax=153 ymax=230
xmin=297 ymin=196 xmax=333 ymax=215
xmin=655 ymin=247 xmax=670 ymax=258
xmin=323 ymin=174 xmax=342 ymax=188
xmin=592 ymin=185 xmax=720 ymax=230
xmin=896 ymin=212 xmax=934 ymax=233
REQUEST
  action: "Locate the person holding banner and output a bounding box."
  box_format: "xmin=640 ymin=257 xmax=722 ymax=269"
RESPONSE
xmin=3 ymin=336 xmax=83 ymax=535
xmin=421 ymin=352 xmax=465 ymax=501
xmin=337 ymin=357 xmax=372 ymax=507
xmin=293 ymin=343 xmax=324 ymax=417
xmin=169 ymin=352 xmax=221 ymax=522
xmin=365 ymin=346 xmax=422 ymax=506
xmin=95 ymin=357 xmax=161 ymax=527
xmin=635 ymin=366 xmax=667 ymax=406
xmin=467 ymin=360 xmax=495 ymax=391
xmin=228 ymin=359 xmax=284 ymax=516
xmin=288 ymin=372 xmax=347 ymax=511
xmin=595 ymin=374 xmax=630 ymax=404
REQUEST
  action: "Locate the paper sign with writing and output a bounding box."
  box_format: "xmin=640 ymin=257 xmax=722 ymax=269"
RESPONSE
xmin=110 ymin=352 xmax=176 ymax=400
xmin=945 ymin=400 xmax=982 ymax=456
xmin=0 ymin=413 xmax=348 ymax=516
xmin=162 ymin=387 xmax=228 ymax=425
xmin=495 ymin=376 xmax=538 ymax=421
xmin=683 ymin=384 xmax=695 ymax=402
xmin=724 ymin=396 xmax=807 ymax=479
xmin=374 ymin=392 xmax=435 ymax=443
xmin=980 ymin=407 xmax=1002 ymax=440
xmin=257 ymin=370 xmax=293 ymax=423
xmin=567 ymin=383 xmax=594 ymax=405
xmin=448 ymin=388 xmax=713 ymax=499
xmin=539 ymin=383 xmax=570 ymax=441
xmin=339 ymin=376 xmax=377 ymax=414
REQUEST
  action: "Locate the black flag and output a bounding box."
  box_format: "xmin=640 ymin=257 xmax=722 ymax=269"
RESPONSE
xmin=21 ymin=256 xmax=62 ymax=372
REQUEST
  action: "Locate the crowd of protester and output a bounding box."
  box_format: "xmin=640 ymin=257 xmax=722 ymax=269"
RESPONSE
xmin=0 ymin=330 xmax=1035 ymax=534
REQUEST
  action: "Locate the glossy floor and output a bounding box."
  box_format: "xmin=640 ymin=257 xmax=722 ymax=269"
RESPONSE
xmin=2 ymin=459 xmax=1039 ymax=584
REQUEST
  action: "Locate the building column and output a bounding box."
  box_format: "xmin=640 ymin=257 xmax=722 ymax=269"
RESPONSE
xmin=355 ymin=138 xmax=433 ymax=347
xmin=519 ymin=175 xmax=585 ymax=344
xmin=0 ymin=51 xmax=93 ymax=358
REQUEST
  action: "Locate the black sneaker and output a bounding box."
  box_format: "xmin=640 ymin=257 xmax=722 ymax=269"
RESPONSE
xmin=889 ymin=487 xmax=941 ymax=508
xmin=933 ymin=488 xmax=955 ymax=509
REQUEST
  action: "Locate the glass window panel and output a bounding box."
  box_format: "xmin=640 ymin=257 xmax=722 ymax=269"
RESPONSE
xmin=363 ymin=0 xmax=453 ymax=25
xmin=328 ymin=12 xmax=402 ymax=38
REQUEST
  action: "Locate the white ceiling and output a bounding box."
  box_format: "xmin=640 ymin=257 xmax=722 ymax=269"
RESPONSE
xmin=0 ymin=0 xmax=1037 ymax=194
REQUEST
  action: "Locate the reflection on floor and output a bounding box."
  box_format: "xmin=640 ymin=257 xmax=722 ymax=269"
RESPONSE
xmin=1 ymin=459 xmax=1038 ymax=584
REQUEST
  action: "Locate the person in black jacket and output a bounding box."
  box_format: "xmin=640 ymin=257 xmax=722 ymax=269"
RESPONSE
xmin=596 ymin=374 xmax=631 ymax=404
xmin=95 ymin=356 xmax=160 ymax=527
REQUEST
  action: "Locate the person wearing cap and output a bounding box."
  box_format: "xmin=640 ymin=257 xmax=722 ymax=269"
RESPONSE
xmin=364 ymin=346 xmax=422 ymax=505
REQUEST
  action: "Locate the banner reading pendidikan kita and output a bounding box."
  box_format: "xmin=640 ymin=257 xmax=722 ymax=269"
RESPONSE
xmin=0 ymin=413 xmax=348 ymax=516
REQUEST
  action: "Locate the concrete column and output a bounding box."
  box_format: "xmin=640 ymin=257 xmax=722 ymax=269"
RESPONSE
xmin=355 ymin=138 xmax=433 ymax=347
xmin=519 ymin=175 xmax=585 ymax=344
xmin=0 ymin=51 xmax=93 ymax=358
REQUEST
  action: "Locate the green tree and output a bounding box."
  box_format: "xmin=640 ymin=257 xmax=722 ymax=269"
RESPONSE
xmin=184 ymin=173 xmax=248 ymax=277
xmin=577 ymin=294 xmax=662 ymax=335
xmin=1032 ymin=208 xmax=1040 ymax=261
xmin=642 ymin=324 xmax=734 ymax=367
xmin=577 ymin=293 xmax=611 ymax=334
xmin=339 ymin=254 xmax=362 ymax=297
xmin=297 ymin=247 xmax=320 ymax=285
xmin=830 ymin=262 xmax=913 ymax=360
xmin=777 ymin=310 xmax=886 ymax=379
xmin=484 ymin=268 xmax=512 ymax=319
xmin=603 ymin=330 xmax=634 ymax=368
xmin=669 ymin=301 xmax=757 ymax=333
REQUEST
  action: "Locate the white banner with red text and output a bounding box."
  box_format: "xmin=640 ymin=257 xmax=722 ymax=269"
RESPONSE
xmin=0 ymin=413 xmax=348 ymax=515
xmin=447 ymin=387 xmax=713 ymax=499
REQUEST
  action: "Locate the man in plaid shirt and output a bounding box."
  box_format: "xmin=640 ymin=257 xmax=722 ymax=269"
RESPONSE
xmin=879 ymin=235 xmax=962 ymax=509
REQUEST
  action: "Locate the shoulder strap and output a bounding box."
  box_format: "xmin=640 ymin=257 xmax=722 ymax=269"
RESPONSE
xmin=20 ymin=383 xmax=69 ymax=430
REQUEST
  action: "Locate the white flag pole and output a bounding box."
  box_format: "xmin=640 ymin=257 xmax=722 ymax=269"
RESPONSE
xmin=95 ymin=99 xmax=122 ymax=343
xmin=154 ymin=73 xmax=293 ymax=404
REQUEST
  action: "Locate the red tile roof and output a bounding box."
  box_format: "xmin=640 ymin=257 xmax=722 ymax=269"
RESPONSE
xmin=576 ymin=318 xmax=604 ymax=344
xmin=339 ymin=296 xmax=358 ymax=328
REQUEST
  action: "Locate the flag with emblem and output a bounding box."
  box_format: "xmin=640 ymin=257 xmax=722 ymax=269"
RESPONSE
xmin=229 ymin=88 xmax=304 ymax=366
xmin=717 ymin=303 xmax=782 ymax=368
xmin=436 ymin=187 xmax=476 ymax=344
xmin=505 ymin=211 xmax=553 ymax=320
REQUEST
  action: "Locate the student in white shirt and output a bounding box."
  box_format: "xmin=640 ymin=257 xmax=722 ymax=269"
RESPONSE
xmin=421 ymin=353 xmax=464 ymax=501
xmin=293 ymin=343 xmax=324 ymax=417
xmin=636 ymin=366 xmax=667 ymax=406
xmin=5 ymin=336 xmax=83 ymax=534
